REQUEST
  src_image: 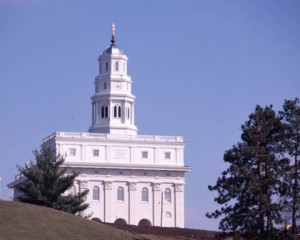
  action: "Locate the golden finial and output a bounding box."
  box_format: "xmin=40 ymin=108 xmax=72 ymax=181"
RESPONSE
xmin=112 ymin=23 xmax=116 ymax=37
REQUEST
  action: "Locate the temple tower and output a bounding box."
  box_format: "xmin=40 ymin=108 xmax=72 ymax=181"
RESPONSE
xmin=89 ymin=24 xmax=137 ymax=135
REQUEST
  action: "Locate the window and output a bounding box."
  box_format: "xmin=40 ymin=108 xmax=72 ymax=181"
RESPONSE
xmin=101 ymin=106 xmax=105 ymax=118
xmin=114 ymin=105 xmax=121 ymax=118
xmin=101 ymin=106 xmax=109 ymax=118
xmin=164 ymin=188 xmax=171 ymax=203
xmin=127 ymin=108 xmax=130 ymax=119
xmin=104 ymin=82 xmax=107 ymax=89
xmin=142 ymin=151 xmax=148 ymax=159
xmin=143 ymin=171 xmax=148 ymax=176
xmin=165 ymin=152 xmax=171 ymax=159
xmin=113 ymin=106 xmax=117 ymax=118
xmin=93 ymin=149 xmax=99 ymax=157
xmin=123 ymin=62 xmax=125 ymax=73
xmin=69 ymin=186 xmax=76 ymax=195
xmin=93 ymin=186 xmax=100 ymax=200
xmin=117 ymin=187 xmax=124 ymax=201
xmin=99 ymin=63 xmax=102 ymax=74
xmin=115 ymin=62 xmax=119 ymax=71
xmin=105 ymin=106 xmax=108 ymax=118
xmin=118 ymin=106 xmax=121 ymax=117
xmin=69 ymin=148 xmax=76 ymax=156
xmin=166 ymin=212 xmax=172 ymax=218
xmin=105 ymin=62 xmax=108 ymax=72
xmin=142 ymin=187 xmax=149 ymax=202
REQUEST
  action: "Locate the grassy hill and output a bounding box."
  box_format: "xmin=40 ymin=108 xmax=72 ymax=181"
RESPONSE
xmin=0 ymin=200 xmax=146 ymax=240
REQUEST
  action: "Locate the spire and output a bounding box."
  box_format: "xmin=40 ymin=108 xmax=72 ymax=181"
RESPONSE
xmin=111 ymin=23 xmax=116 ymax=46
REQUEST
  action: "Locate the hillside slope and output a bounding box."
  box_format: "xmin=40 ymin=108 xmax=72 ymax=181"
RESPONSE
xmin=0 ymin=200 xmax=145 ymax=240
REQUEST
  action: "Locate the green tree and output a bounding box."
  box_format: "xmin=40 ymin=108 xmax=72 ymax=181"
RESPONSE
xmin=280 ymin=98 xmax=300 ymax=234
xmin=17 ymin=147 xmax=89 ymax=215
xmin=207 ymin=105 xmax=288 ymax=240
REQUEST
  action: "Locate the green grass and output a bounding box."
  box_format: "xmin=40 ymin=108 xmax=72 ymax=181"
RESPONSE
xmin=0 ymin=200 xmax=147 ymax=240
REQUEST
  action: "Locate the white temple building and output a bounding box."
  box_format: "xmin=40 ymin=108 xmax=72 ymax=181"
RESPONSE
xmin=9 ymin=25 xmax=192 ymax=228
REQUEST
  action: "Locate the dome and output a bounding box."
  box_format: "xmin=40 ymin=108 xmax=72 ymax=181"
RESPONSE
xmin=103 ymin=45 xmax=124 ymax=55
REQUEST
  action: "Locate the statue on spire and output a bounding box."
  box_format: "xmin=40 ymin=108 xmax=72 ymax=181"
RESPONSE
xmin=112 ymin=23 xmax=116 ymax=37
xmin=111 ymin=23 xmax=116 ymax=46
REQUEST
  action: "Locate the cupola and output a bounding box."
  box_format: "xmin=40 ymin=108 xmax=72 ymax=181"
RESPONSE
xmin=89 ymin=24 xmax=137 ymax=135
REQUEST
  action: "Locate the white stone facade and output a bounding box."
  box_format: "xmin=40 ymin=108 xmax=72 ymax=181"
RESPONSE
xmin=9 ymin=26 xmax=191 ymax=228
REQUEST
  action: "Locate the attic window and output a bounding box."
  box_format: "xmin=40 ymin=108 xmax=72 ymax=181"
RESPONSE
xmin=69 ymin=148 xmax=76 ymax=156
xmin=142 ymin=151 xmax=148 ymax=159
xmin=93 ymin=149 xmax=99 ymax=157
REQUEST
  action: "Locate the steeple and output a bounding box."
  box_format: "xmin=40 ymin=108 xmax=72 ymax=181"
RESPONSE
xmin=89 ymin=24 xmax=138 ymax=135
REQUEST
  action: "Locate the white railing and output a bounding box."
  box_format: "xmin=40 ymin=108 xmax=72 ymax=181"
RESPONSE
xmin=43 ymin=132 xmax=184 ymax=143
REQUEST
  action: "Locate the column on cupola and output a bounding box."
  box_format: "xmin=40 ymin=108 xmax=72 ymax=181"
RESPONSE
xmin=104 ymin=181 xmax=113 ymax=223
xmin=128 ymin=182 xmax=137 ymax=225
xmin=174 ymin=183 xmax=184 ymax=227
xmin=152 ymin=183 xmax=162 ymax=226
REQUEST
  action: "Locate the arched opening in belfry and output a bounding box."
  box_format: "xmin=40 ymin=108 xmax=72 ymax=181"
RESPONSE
xmin=91 ymin=217 xmax=102 ymax=223
xmin=138 ymin=219 xmax=152 ymax=227
xmin=114 ymin=218 xmax=127 ymax=225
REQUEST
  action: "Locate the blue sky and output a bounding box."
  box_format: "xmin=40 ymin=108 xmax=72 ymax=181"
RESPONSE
xmin=1 ymin=0 xmax=299 ymax=231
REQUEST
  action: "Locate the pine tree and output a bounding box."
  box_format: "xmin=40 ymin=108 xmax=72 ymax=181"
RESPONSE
xmin=17 ymin=147 xmax=89 ymax=215
xmin=280 ymin=98 xmax=300 ymax=234
xmin=207 ymin=105 xmax=288 ymax=240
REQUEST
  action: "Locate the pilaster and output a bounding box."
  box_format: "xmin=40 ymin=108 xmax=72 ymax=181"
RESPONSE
xmin=174 ymin=183 xmax=184 ymax=228
xmin=104 ymin=181 xmax=113 ymax=223
xmin=152 ymin=183 xmax=162 ymax=226
xmin=128 ymin=182 xmax=137 ymax=225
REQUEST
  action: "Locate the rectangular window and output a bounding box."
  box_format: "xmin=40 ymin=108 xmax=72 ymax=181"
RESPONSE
xmin=104 ymin=82 xmax=107 ymax=89
xmin=115 ymin=62 xmax=119 ymax=71
xmin=165 ymin=152 xmax=171 ymax=159
xmin=93 ymin=149 xmax=99 ymax=157
xmin=142 ymin=151 xmax=148 ymax=159
xmin=69 ymin=148 xmax=76 ymax=156
xmin=105 ymin=62 xmax=108 ymax=72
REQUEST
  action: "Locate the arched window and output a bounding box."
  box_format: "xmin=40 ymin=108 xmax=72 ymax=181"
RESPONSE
xmin=114 ymin=105 xmax=121 ymax=118
xmin=114 ymin=106 xmax=117 ymax=118
xmin=118 ymin=106 xmax=121 ymax=117
xmin=138 ymin=219 xmax=152 ymax=227
xmin=105 ymin=106 xmax=108 ymax=118
xmin=93 ymin=186 xmax=100 ymax=201
xmin=142 ymin=187 xmax=148 ymax=202
xmin=117 ymin=187 xmax=124 ymax=201
xmin=101 ymin=106 xmax=105 ymax=118
xmin=165 ymin=188 xmax=171 ymax=203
